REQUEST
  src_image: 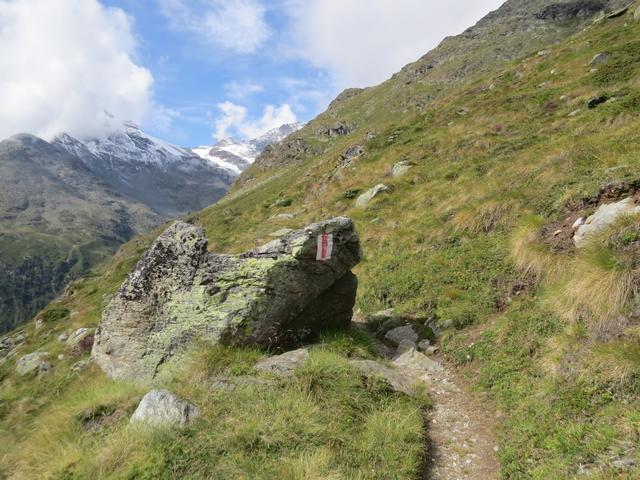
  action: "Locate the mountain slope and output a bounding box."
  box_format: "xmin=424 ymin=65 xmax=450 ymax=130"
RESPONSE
xmin=53 ymin=122 xmax=233 ymax=217
xmin=3 ymin=1 xmax=640 ymax=478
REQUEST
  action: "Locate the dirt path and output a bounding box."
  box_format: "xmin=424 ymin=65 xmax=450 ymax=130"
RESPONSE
xmin=356 ymin=323 xmax=500 ymax=479
xmin=419 ymin=359 xmax=500 ymax=480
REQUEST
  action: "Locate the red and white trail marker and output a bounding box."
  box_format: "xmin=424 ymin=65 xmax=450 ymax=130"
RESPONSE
xmin=316 ymin=233 xmax=334 ymax=261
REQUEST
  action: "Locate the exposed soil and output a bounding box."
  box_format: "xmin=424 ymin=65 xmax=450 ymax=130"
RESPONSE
xmin=542 ymin=180 xmax=640 ymax=252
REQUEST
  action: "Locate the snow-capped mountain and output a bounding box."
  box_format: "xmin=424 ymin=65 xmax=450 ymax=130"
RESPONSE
xmin=192 ymin=122 xmax=304 ymax=175
xmin=53 ymin=122 xmax=234 ymax=217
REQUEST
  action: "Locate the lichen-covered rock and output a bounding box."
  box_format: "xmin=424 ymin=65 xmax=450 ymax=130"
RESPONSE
xmin=130 ymin=390 xmax=199 ymax=427
xmin=393 ymin=347 xmax=443 ymax=372
xmin=349 ymin=359 xmax=421 ymax=396
xmin=93 ymin=217 xmax=361 ymax=381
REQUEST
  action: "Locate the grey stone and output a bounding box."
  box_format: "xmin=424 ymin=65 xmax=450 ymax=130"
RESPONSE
xmin=130 ymin=389 xmax=199 ymax=428
xmin=349 ymin=359 xmax=421 ymax=396
xmin=396 ymin=339 xmax=417 ymax=355
xmin=635 ymin=6 xmax=640 ymax=21
xmin=589 ymin=53 xmax=609 ymax=66
xmin=34 ymin=319 xmax=44 ymax=331
xmin=254 ymin=348 xmax=309 ymax=376
xmin=57 ymin=331 xmax=69 ymax=342
xmin=393 ymin=347 xmax=443 ymax=372
xmin=93 ymin=218 xmax=361 ymax=381
xmin=391 ymin=161 xmax=414 ymax=178
xmin=384 ymin=325 xmax=419 ymax=347
xmin=355 ymin=184 xmax=389 ymax=209
xmin=567 ymin=109 xmax=582 ymax=117
xmin=417 ymin=339 xmax=431 ymax=351
xmin=16 ymin=352 xmax=51 ymax=376
xmin=574 ymin=198 xmax=640 ymax=247
xmin=341 ymin=145 xmax=365 ymax=161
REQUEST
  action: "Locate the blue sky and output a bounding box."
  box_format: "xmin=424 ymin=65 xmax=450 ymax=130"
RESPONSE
xmin=0 ymin=0 xmax=505 ymax=146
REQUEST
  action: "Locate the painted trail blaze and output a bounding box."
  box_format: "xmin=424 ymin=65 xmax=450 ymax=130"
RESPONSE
xmin=316 ymin=233 xmax=333 ymax=261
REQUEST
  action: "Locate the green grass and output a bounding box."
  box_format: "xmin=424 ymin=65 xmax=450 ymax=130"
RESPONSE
xmin=1 ymin=335 xmax=426 ymax=479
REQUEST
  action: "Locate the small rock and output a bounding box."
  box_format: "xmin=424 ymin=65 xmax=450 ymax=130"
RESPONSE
xmin=567 ymin=109 xmax=582 ymax=117
xmin=365 ymin=132 xmax=377 ymax=140
xmin=537 ymin=50 xmax=550 ymax=57
xmin=393 ymin=347 xmax=443 ymax=372
xmin=635 ymin=6 xmax=640 ymax=22
xmin=349 ymin=359 xmax=421 ymax=396
xmin=559 ymin=95 xmax=568 ymax=101
xmin=341 ymin=145 xmax=365 ymax=161
xmin=34 ymin=319 xmax=44 ymax=332
xmin=417 ymin=339 xmax=431 ymax=351
xmin=458 ymin=107 xmax=471 ymax=115
xmin=130 ymin=389 xmax=200 ymax=428
xmin=254 ymin=348 xmax=309 ymax=376
xmin=57 ymin=331 xmax=69 ymax=342
xmin=269 ymin=228 xmax=294 ymax=238
xmin=58 ymin=354 xmax=65 ymax=360
xmin=589 ymin=53 xmax=608 ymax=67
xmin=553 ymin=229 xmax=563 ymax=236
xmin=16 ymin=352 xmax=51 ymax=376
xmin=612 ymin=457 xmax=635 ymax=469
xmin=396 ymin=339 xmax=417 ymax=355
xmin=391 ymin=161 xmax=414 ymax=178
xmin=355 ymin=184 xmax=390 ymax=209
xmin=384 ymin=325 xmax=419 ymax=347
xmin=587 ymin=95 xmax=608 ymax=109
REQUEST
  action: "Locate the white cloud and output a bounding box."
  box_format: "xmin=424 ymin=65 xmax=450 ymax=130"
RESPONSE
xmin=0 ymin=0 xmax=154 ymax=141
xmin=284 ymin=0 xmax=505 ymax=89
xmin=159 ymin=0 xmax=270 ymax=54
xmin=224 ymin=80 xmax=264 ymax=100
xmin=214 ymin=101 xmax=296 ymax=140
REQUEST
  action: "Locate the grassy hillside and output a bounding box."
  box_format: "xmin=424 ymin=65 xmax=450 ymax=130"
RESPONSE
xmin=2 ymin=3 xmax=640 ymax=479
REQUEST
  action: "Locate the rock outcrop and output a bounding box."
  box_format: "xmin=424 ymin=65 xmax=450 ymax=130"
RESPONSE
xmin=92 ymin=217 xmax=361 ymax=381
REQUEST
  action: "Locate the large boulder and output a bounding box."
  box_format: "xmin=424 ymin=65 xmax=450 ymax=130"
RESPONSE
xmin=574 ymin=198 xmax=640 ymax=247
xmin=130 ymin=390 xmax=199 ymax=427
xmin=92 ymin=217 xmax=361 ymax=381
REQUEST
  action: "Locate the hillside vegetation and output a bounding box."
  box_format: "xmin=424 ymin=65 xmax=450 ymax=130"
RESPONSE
xmin=2 ymin=2 xmax=640 ymax=479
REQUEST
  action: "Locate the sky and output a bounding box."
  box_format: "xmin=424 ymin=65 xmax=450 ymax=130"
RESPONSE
xmin=0 ymin=0 xmax=505 ymax=146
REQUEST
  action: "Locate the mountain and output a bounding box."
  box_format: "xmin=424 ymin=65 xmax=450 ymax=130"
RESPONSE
xmin=191 ymin=122 xmax=303 ymax=174
xmin=3 ymin=1 xmax=640 ymax=479
xmin=53 ymin=122 xmax=233 ymax=217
